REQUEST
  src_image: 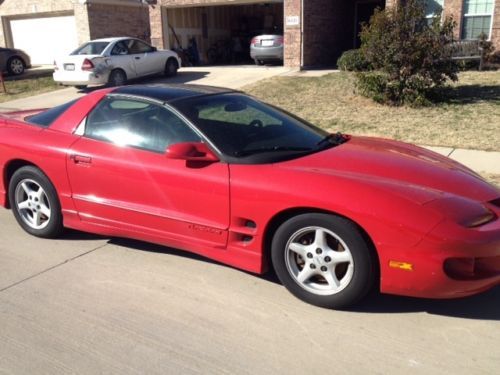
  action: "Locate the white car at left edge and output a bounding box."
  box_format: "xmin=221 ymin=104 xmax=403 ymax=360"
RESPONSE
xmin=53 ymin=37 xmax=182 ymax=88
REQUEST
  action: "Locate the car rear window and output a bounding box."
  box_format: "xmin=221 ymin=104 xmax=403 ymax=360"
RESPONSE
xmin=71 ymin=42 xmax=109 ymax=55
xmin=26 ymin=99 xmax=78 ymax=127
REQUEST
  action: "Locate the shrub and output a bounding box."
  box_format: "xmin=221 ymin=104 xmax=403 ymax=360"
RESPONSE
xmin=337 ymin=49 xmax=371 ymax=71
xmin=357 ymin=0 xmax=458 ymax=106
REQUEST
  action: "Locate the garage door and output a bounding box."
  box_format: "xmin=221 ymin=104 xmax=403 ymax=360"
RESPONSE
xmin=10 ymin=15 xmax=78 ymax=65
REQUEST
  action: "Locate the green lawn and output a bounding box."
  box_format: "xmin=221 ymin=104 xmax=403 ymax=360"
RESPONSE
xmin=242 ymin=71 xmax=500 ymax=151
xmin=0 ymin=76 xmax=62 ymax=103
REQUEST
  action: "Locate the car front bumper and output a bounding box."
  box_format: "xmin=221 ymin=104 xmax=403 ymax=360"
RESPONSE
xmin=379 ymin=206 xmax=500 ymax=299
xmin=53 ymin=70 xmax=109 ymax=86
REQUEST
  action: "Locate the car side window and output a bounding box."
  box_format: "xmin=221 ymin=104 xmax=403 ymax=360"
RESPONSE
xmin=83 ymin=97 xmax=201 ymax=153
xmin=110 ymin=41 xmax=129 ymax=56
xmin=128 ymin=40 xmax=154 ymax=54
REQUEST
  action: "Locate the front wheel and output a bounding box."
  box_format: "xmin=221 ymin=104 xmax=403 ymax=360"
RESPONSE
xmin=271 ymin=213 xmax=376 ymax=309
xmin=8 ymin=166 xmax=63 ymax=238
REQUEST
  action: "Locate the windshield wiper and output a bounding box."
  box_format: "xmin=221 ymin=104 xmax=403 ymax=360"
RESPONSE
xmin=234 ymin=146 xmax=313 ymax=157
xmin=316 ymin=132 xmax=348 ymax=147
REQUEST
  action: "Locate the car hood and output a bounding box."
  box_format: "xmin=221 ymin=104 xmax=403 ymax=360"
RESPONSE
xmin=280 ymin=136 xmax=499 ymax=204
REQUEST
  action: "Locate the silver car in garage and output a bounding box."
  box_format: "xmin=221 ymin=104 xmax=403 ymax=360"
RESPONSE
xmin=250 ymin=34 xmax=283 ymax=65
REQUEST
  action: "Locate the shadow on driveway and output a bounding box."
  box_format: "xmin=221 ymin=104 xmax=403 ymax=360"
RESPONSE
xmin=78 ymin=70 xmax=212 ymax=94
xmin=59 ymin=230 xmax=500 ymax=321
xmin=352 ymin=286 xmax=500 ymax=321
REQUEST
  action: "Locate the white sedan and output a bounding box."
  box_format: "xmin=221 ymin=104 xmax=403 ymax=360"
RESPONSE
xmin=53 ymin=37 xmax=181 ymax=88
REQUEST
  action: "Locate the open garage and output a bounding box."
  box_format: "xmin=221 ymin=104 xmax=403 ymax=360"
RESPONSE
xmin=163 ymin=1 xmax=284 ymax=65
xmin=149 ymin=0 xmax=389 ymax=68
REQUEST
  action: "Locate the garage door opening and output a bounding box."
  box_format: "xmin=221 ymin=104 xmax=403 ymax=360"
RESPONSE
xmin=164 ymin=2 xmax=284 ymax=66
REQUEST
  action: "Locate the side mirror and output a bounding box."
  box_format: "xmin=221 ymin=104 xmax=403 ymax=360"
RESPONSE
xmin=166 ymin=142 xmax=219 ymax=162
xmin=151 ymin=46 xmax=158 ymax=52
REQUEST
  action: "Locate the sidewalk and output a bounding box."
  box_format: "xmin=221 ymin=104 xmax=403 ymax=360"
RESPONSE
xmin=424 ymin=146 xmax=500 ymax=174
xmin=0 ymin=87 xmax=82 ymax=112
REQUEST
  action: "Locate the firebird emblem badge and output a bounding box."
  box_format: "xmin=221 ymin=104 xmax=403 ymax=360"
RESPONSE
xmin=188 ymin=224 xmax=223 ymax=235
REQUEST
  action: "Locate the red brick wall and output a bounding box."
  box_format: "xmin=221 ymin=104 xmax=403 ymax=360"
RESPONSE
xmin=303 ymin=0 xmax=355 ymax=67
xmin=87 ymin=3 xmax=150 ymax=42
xmin=443 ymin=0 xmax=463 ymax=39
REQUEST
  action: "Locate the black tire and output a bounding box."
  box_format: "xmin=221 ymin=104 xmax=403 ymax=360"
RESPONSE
xmin=108 ymin=69 xmax=127 ymax=87
xmin=271 ymin=213 xmax=376 ymax=309
xmin=254 ymin=59 xmax=264 ymax=66
xmin=8 ymin=166 xmax=63 ymax=239
xmin=7 ymin=56 xmax=25 ymax=75
xmin=164 ymin=58 xmax=179 ymax=77
xmin=75 ymin=85 xmax=87 ymax=90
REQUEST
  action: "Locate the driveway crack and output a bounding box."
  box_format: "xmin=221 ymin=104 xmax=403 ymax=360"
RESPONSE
xmin=0 ymin=243 xmax=108 ymax=293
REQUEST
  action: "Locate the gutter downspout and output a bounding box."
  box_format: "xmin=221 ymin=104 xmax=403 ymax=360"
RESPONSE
xmin=300 ymin=0 xmax=304 ymax=70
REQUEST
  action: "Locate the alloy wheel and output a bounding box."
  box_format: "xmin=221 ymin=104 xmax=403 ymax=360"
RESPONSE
xmin=14 ymin=178 xmax=52 ymax=230
xmin=285 ymin=226 xmax=354 ymax=296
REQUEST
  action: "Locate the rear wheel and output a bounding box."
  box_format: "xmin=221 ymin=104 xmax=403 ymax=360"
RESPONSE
xmin=164 ymin=58 xmax=179 ymax=77
xmin=271 ymin=213 xmax=376 ymax=309
xmin=8 ymin=166 xmax=63 ymax=238
xmin=7 ymin=57 xmax=25 ymax=75
xmin=254 ymin=58 xmax=264 ymax=66
xmin=75 ymin=85 xmax=87 ymax=90
xmin=108 ymin=69 xmax=127 ymax=87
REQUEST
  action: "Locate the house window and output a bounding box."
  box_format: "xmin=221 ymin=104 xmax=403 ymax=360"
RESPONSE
xmin=462 ymin=0 xmax=495 ymax=39
xmin=425 ymin=0 xmax=444 ymax=21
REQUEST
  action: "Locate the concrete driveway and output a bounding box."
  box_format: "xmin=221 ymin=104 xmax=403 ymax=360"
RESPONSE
xmin=1 ymin=206 xmax=499 ymax=374
xmin=0 ymin=65 xmax=292 ymax=112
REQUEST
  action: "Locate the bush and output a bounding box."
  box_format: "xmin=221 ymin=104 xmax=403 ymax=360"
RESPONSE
xmin=357 ymin=71 xmax=430 ymax=106
xmin=337 ymin=49 xmax=371 ymax=71
xmin=357 ymin=0 xmax=458 ymax=106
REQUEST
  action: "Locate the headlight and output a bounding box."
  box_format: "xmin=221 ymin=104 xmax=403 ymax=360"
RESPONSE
xmin=424 ymin=196 xmax=497 ymax=228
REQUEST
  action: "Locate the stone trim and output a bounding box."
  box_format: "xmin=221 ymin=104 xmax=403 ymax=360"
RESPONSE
xmin=78 ymin=0 xmax=147 ymax=7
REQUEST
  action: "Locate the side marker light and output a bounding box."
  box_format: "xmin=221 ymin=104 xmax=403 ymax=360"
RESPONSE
xmin=389 ymin=261 xmax=413 ymax=271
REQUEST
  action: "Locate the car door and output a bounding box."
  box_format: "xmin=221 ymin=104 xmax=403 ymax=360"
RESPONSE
xmin=66 ymin=95 xmax=230 ymax=247
xmin=127 ymin=39 xmax=162 ymax=77
xmin=108 ymin=40 xmax=137 ymax=79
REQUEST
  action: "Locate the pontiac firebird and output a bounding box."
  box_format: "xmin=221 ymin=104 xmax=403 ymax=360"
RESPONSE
xmin=0 ymin=85 xmax=499 ymax=308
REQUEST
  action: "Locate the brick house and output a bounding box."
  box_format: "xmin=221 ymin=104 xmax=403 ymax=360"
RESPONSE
xmin=0 ymin=0 xmax=498 ymax=67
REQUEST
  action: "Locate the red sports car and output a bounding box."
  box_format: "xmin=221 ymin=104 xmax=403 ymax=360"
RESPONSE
xmin=1 ymin=85 xmax=499 ymax=308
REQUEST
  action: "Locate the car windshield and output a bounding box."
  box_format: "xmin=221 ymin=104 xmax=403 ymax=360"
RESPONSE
xmin=26 ymin=99 xmax=79 ymax=127
xmin=71 ymin=42 xmax=109 ymax=55
xmin=173 ymin=94 xmax=339 ymax=162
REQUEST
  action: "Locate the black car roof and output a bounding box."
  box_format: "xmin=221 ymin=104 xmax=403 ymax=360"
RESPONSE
xmin=112 ymin=84 xmax=236 ymax=103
